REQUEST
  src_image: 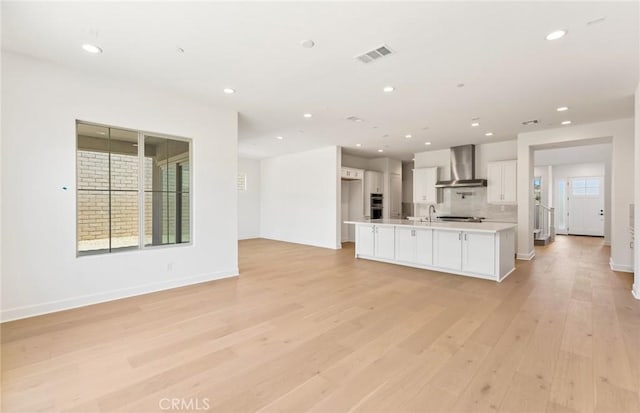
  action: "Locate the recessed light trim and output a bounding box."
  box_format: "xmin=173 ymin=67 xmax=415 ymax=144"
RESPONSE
xmin=561 ymin=120 xmax=572 ymax=125
xmin=82 ymin=44 xmax=102 ymax=54
xmin=303 ymin=113 xmax=312 ymax=118
xmin=556 ymin=106 xmax=569 ymax=112
xmin=471 ymin=122 xmax=480 ymax=127
xmin=485 ymin=132 xmax=494 ymax=136
xmin=383 ymin=86 xmax=395 ymax=93
xmin=356 ymin=143 xmax=362 ymax=147
xmin=405 ymin=134 xmax=412 ymax=138
xmin=276 ymin=136 xmax=284 ymax=140
xmin=223 ymin=88 xmax=235 ymax=94
xmin=378 ymin=149 xmax=384 ymax=153
xmin=546 ymin=29 xmax=567 ymax=40
xmin=424 ymin=142 xmax=431 ymax=145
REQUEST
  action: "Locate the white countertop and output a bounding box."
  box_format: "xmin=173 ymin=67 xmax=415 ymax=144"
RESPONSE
xmin=344 ymin=219 xmax=517 ymax=233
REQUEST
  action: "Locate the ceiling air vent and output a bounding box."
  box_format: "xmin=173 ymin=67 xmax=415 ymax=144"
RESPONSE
xmin=522 ymin=119 xmax=540 ymax=126
xmin=355 ymin=45 xmax=394 ymax=64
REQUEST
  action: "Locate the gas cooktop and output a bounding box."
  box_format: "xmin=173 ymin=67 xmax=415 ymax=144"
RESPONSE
xmin=437 ymin=216 xmax=485 ymax=223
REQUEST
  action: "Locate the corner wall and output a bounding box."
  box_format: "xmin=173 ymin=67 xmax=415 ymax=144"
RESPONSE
xmin=1 ymin=52 xmax=239 ymax=321
xmin=260 ymin=146 xmax=340 ymax=249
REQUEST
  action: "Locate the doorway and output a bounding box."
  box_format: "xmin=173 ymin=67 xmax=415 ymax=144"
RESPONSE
xmin=567 ymin=176 xmax=605 ymax=236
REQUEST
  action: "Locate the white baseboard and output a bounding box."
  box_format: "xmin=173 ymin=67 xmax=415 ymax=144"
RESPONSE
xmin=632 ymin=284 xmax=640 ymax=300
xmin=0 ymin=269 xmax=239 ymax=323
xmin=609 ymin=257 xmax=634 ymax=273
xmin=517 ymin=250 xmax=536 ymax=260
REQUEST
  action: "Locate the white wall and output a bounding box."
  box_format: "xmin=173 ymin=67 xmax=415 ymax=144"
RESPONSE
xmin=238 ymin=158 xmax=261 ymax=240
xmin=260 ymin=146 xmax=340 ymax=249
xmin=517 ymin=119 xmax=634 ymax=271
xmin=1 ymin=52 xmax=239 ymax=321
xmin=634 ymin=83 xmax=640 ymax=299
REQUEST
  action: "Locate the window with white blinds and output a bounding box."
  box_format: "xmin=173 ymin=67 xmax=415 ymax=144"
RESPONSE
xmin=571 ymin=178 xmax=600 ymax=196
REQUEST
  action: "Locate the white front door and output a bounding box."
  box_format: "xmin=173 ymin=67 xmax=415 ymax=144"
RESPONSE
xmin=568 ymin=176 xmax=604 ymax=236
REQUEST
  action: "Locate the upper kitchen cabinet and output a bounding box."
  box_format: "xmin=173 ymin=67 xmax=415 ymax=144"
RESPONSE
xmin=364 ymin=170 xmax=384 ymax=194
xmin=487 ymin=160 xmax=517 ymax=204
xmin=413 ymin=167 xmax=438 ymax=204
xmin=341 ymin=167 xmax=363 ymax=180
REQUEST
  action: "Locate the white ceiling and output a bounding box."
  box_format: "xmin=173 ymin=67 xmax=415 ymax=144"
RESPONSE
xmin=2 ymin=2 xmax=638 ymax=161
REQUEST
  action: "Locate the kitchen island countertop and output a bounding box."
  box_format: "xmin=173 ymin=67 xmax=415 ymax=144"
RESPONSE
xmin=344 ymin=219 xmax=516 ymax=233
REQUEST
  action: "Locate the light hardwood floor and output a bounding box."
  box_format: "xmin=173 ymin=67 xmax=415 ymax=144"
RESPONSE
xmin=2 ymin=236 xmax=639 ymax=412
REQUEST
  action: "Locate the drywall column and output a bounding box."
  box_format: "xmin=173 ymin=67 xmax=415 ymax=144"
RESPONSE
xmin=634 ymin=83 xmax=640 ymax=299
xmin=516 ymin=144 xmax=535 ymax=259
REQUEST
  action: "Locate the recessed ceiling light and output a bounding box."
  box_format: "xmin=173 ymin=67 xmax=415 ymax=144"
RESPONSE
xmin=355 ymin=119 xmax=363 ymax=123
xmin=303 ymin=113 xmax=312 ymax=118
xmin=561 ymin=120 xmax=572 ymax=125
xmin=485 ymin=132 xmax=494 ymax=136
xmin=556 ymin=106 xmax=569 ymax=112
xmin=471 ymin=122 xmax=480 ymax=127
xmin=424 ymin=142 xmax=431 ymax=145
xmin=405 ymin=134 xmax=412 ymax=138
xmin=383 ymin=86 xmax=395 ymax=93
xmin=356 ymin=143 xmax=362 ymax=147
xmin=378 ymin=149 xmax=384 ymax=153
xmin=82 ymin=44 xmax=102 ymax=54
xmin=300 ymin=39 xmax=315 ymax=48
xmin=546 ymin=29 xmax=567 ymax=40
xmin=223 ymin=88 xmax=235 ymax=94
xmin=276 ymin=136 xmax=284 ymax=140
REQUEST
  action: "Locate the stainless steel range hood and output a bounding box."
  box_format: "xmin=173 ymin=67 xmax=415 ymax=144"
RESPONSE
xmin=435 ymin=144 xmax=487 ymax=188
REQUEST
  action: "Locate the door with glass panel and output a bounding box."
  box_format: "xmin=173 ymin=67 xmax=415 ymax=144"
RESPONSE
xmin=567 ymin=176 xmax=604 ymax=236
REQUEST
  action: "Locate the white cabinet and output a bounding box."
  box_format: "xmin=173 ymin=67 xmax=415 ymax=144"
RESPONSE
xmin=487 ymin=160 xmax=517 ymax=204
xmin=356 ymin=224 xmax=375 ymax=256
xmin=364 ymin=171 xmax=384 ymax=215
xmin=395 ymin=227 xmax=433 ymax=266
xmin=389 ymin=173 xmax=402 ymax=218
xmin=433 ymin=230 xmax=463 ymax=271
xmin=375 ymin=226 xmax=395 ymax=260
xmin=433 ymin=230 xmax=496 ymax=276
xmin=413 ymin=167 xmax=438 ymax=204
xmin=341 ymin=167 xmax=363 ymax=180
xmin=462 ymin=231 xmax=495 ymax=276
xmin=365 ymin=171 xmax=383 ymax=194
xmin=356 ymin=224 xmax=395 ymax=260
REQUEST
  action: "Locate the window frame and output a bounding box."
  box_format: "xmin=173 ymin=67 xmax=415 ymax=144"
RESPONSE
xmin=76 ymin=120 xmax=193 ymax=257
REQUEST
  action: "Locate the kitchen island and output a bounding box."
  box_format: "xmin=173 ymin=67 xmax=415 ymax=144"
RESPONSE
xmin=344 ymin=219 xmax=517 ymax=282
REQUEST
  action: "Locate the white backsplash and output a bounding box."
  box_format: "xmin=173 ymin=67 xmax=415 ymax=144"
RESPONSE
xmin=414 ymin=187 xmax=517 ymax=222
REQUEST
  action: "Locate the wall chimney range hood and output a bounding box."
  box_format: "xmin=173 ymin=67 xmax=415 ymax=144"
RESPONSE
xmin=435 ymin=144 xmax=487 ymax=188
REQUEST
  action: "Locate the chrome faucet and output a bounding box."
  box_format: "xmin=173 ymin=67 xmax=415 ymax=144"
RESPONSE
xmin=428 ymin=205 xmax=437 ymax=222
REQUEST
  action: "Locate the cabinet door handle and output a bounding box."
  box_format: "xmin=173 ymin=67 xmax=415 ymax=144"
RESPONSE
xmin=464 ymin=233 xmax=467 ymax=241
xmin=458 ymin=232 xmax=461 ymax=240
